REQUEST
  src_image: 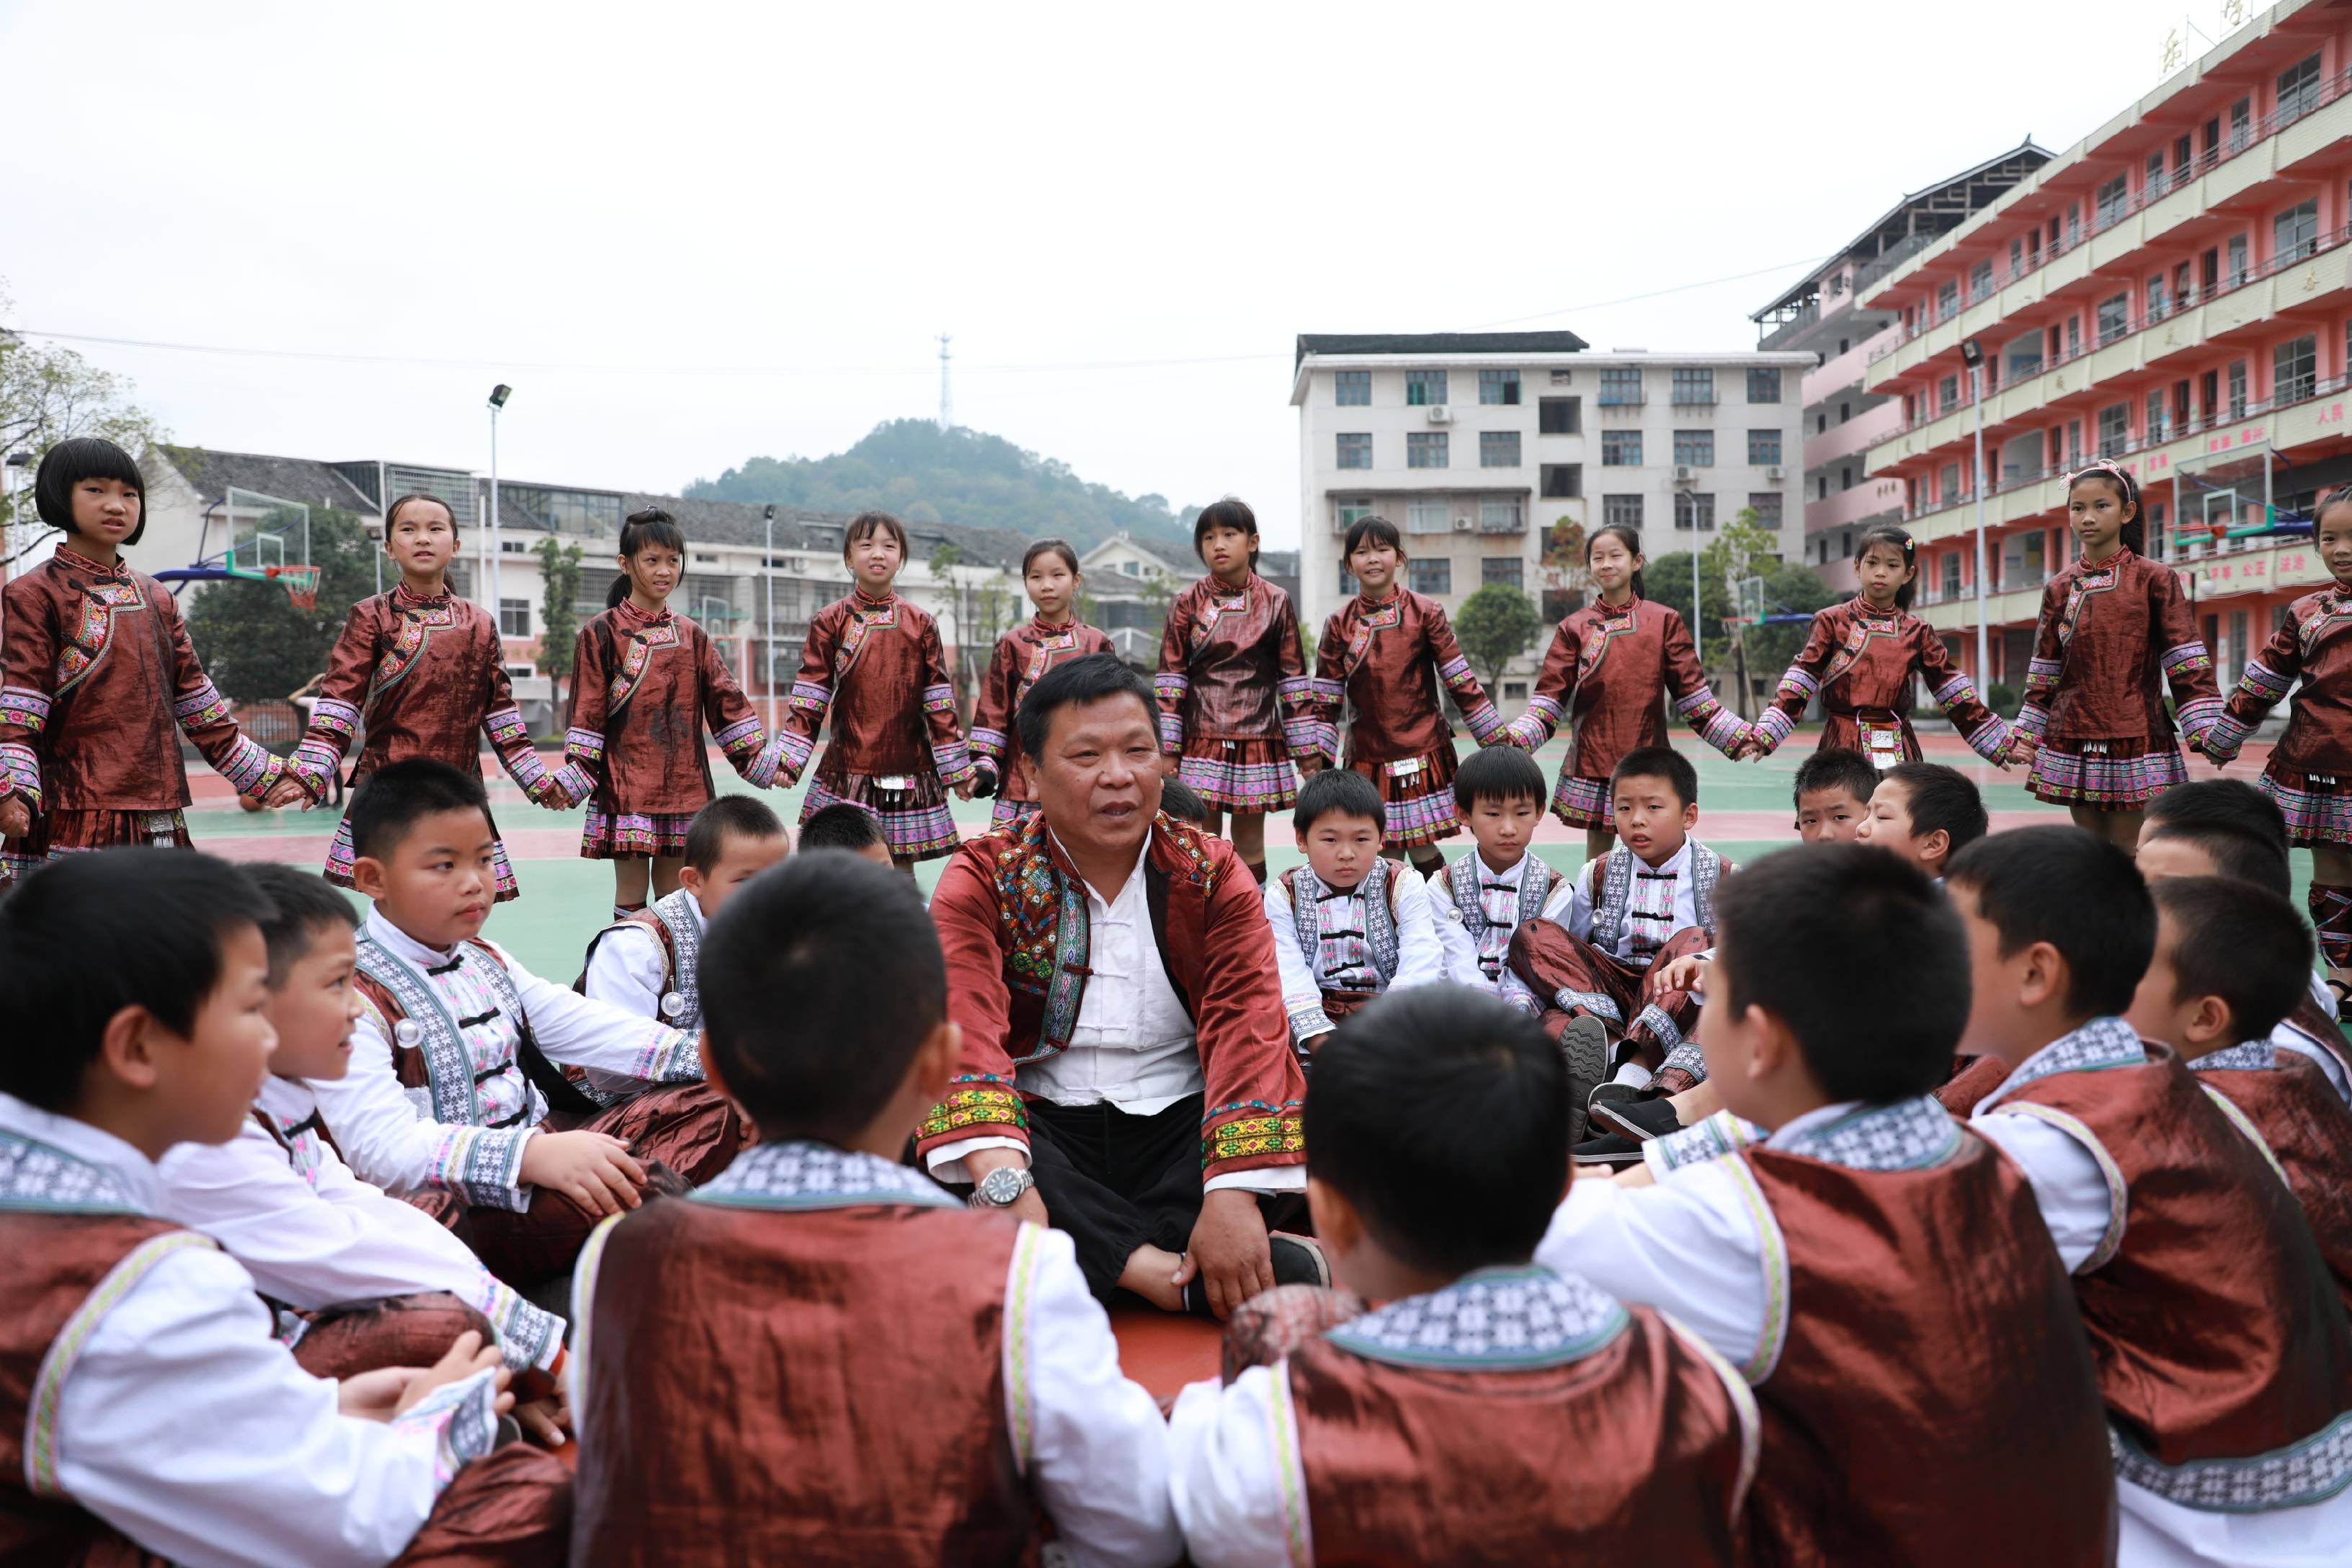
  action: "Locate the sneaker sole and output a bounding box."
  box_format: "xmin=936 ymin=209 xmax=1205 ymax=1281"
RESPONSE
xmin=1559 ymin=1015 xmax=1611 ymax=1145
xmin=1592 ymin=1100 xmax=1666 ymax=1143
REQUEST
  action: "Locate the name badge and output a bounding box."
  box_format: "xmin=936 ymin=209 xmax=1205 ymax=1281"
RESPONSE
xmin=1383 ymin=757 xmax=1424 ymax=779
xmin=1861 ymin=723 xmax=1903 ymax=770
xmin=876 ymin=775 xmax=914 ymax=793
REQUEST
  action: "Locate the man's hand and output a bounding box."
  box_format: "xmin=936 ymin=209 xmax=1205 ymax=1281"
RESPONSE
xmin=1653 ymin=953 xmax=1711 ymax=993
xmin=963 ymin=1147 xmax=1049 ymax=1227
xmin=0 ymin=798 xmax=26 ymax=839
xmin=519 ymin=1130 xmax=645 ymax=1216
xmin=392 ymin=1330 xmax=512 ymax=1421
xmin=1175 ymin=1188 xmax=1272 ymax=1321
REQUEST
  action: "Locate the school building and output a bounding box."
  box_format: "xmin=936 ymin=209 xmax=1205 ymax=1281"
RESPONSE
xmin=1853 ymin=0 xmax=2352 ymax=695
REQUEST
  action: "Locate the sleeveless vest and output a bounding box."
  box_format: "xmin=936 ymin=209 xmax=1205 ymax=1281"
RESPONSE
xmin=354 ymin=933 xmax=600 ymax=1123
xmin=1984 ymin=1030 xmax=2352 ymax=1506
xmin=1280 ymin=861 xmax=1402 ymax=989
xmin=1284 ymin=1265 xmax=1755 ymax=1564
xmin=576 ymin=887 xmax=703 ymax=1035
xmin=2193 ymin=1041 xmax=2352 ymax=1320
xmin=1734 ymin=1098 xmax=2116 ymax=1566
xmin=1443 ymin=855 xmax=1557 ymax=981
xmin=0 ymin=1128 xmax=207 ymax=1567
xmin=1589 ymin=842 xmax=1726 ymax=964
xmin=571 ymin=1143 xmax=1035 ymax=1565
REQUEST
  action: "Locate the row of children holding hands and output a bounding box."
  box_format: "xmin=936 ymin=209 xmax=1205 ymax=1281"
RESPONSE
xmin=6 ymin=737 xmax=2351 ymax=1565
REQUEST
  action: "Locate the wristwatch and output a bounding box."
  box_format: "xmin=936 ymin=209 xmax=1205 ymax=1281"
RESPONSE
xmin=969 ymin=1165 xmax=1036 ymax=1210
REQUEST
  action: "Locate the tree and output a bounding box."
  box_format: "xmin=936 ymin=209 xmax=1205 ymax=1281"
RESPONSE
xmin=0 ymin=291 xmax=165 ymax=564
xmin=1538 ymin=514 xmax=1590 ymax=607
xmin=534 ymin=535 xmax=585 ymax=707
xmin=1643 ymin=509 xmax=1834 ymax=703
xmin=184 ymin=506 xmax=378 ymax=704
xmin=1453 ymin=582 xmax=1544 ymax=692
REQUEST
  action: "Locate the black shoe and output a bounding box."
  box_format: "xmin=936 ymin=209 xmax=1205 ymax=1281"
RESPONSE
xmin=1182 ymin=1233 xmax=1329 ymax=1318
xmin=1592 ymin=1098 xmax=1682 ymax=1143
xmin=1572 ymin=1132 xmax=1644 ymax=1167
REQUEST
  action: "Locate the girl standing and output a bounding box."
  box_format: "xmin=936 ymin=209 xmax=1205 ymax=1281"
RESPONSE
xmin=1155 ymin=497 xmax=1324 ymax=881
xmin=278 ymin=491 xmax=571 ymax=901
xmin=0 ymin=438 xmax=288 ymax=879
xmin=2011 ymin=460 xmax=2220 ymax=850
xmin=1505 ymin=525 xmax=1753 ymax=865
xmin=775 ymin=509 xmax=976 ymax=868
xmin=563 ymin=507 xmax=787 ymax=916
xmin=2204 ymin=484 xmax=2352 ymax=984
xmin=1751 ymin=522 xmax=2018 ymax=771
xmin=968 ymin=538 xmax=1113 ymax=832
xmin=1311 ymin=514 xmax=1510 ymax=875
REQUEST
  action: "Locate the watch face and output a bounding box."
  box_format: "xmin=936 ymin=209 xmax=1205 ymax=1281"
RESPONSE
xmin=978 ymin=1167 xmax=1024 ymax=1204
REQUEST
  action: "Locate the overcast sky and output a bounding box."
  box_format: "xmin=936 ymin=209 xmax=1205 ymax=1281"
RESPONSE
xmin=8 ymin=0 xmax=2206 ymax=545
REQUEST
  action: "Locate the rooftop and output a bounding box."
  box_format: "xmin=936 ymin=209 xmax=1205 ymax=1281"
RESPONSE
xmin=148 ymin=445 xmax=383 ymax=515
xmin=1293 ymin=331 xmax=1590 ymax=368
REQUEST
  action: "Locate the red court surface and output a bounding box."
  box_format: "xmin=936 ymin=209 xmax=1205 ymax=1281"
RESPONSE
xmin=1108 ymin=1309 xmax=1225 ymax=1401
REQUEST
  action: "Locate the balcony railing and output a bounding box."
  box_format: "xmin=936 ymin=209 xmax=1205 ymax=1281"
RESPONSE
xmin=1876 ymin=218 xmax=2352 ymax=445
xmin=1868 ymin=63 xmax=2352 ymax=362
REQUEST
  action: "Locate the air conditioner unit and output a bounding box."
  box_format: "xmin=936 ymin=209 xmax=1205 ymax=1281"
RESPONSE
xmin=1673 ymin=465 xmax=1696 ymax=483
xmin=1426 ymin=405 xmax=1453 ymax=424
xmin=1453 ymin=516 xmax=1475 ymax=532
xmin=1766 ymin=465 xmax=1786 ymax=481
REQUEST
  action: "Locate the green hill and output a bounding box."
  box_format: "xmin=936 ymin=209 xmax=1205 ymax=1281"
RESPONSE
xmin=687 ymin=419 xmax=1200 ymax=551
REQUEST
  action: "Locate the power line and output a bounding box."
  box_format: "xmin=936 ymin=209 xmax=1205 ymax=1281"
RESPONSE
xmin=1456 ymin=254 xmax=1835 ymax=331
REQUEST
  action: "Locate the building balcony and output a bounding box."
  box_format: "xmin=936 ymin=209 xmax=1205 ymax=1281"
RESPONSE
xmin=1804 ymin=399 xmax=1902 ymax=471
xmin=1805 ymin=329 xmax=1894 ymax=399
xmin=1805 ymin=476 xmax=1908 ymax=533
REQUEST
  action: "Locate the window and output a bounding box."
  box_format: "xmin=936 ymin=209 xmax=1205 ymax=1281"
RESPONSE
xmin=1601 ymin=429 xmax=1643 ymax=466
xmin=1335 ymin=432 xmax=1372 ymax=470
xmin=1407 ymin=558 xmax=1452 ymax=595
xmin=2230 ymin=95 xmax=2251 ymax=149
xmin=2066 ymin=316 xmax=2081 ymax=356
xmin=1936 ymin=279 xmax=1959 ymax=318
xmin=1598 ymin=368 xmax=1644 ymax=406
xmin=2229 ymin=360 xmax=2248 ymax=419
xmin=2227 ymin=233 xmax=2248 ymax=286
xmin=1405 ymin=369 xmax=1448 ymax=406
xmin=499 ymin=538 xmax=529 ymax=554
xmin=1673 ymin=429 xmax=1714 ymax=466
xmin=1941 ymin=553 xmax=1961 ymax=599
xmin=1480 ymin=500 xmax=1525 ymax=532
xmin=1671 ymin=368 xmax=1715 ymax=406
xmin=1478 ymin=368 xmax=1521 ymax=406
xmin=2095 ymin=174 xmax=2128 ymax=227
xmin=1939 ymin=375 xmax=1960 ymax=413
xmin=1747 ymin=429 xmax=1781 ymax=466
xmin=1538 ymin=396 xmax=1580 ymax=434
xmin=1481 ymin=556 xmax=1524 ymax=589
xmin=2274 ymin=200 xmax=2320 ymax=262
xmin=2146 ymin=151 xmax=2166 ymax=197
xmin=2275 ymin=334 xmax=2317 ymax=404
xmin=2147 ymin=272 xmax=2170 ymax=323
xmin=1337 ymin=562 xmax=1360 ymax=596
xmin=1672 ymin=492 xmax=1716 ymax=531
xmin=1603 ymin=494 xmax=1644 ymax=528
xmin=1540 ymin=464 xmax=1582 ymax=499
xmin=2098 ymin=402 xmax=2131 ymax=458
xmin=2278 ymin=53 xmax=2322 ymax=126
xmin=1407 ymin=432 xmax=1448 ymax=468
xmin=2147 ymin=388 xmax=2169 ymax=444
xmin=1747 ymin=492 xmax=1782 ymax=530
xmin=2097 ymin=293 xmax=2130 ymax=345
xmin=1479 ymin=430 xmax=1521 ymax=468
xmin=1969 ymin=260 xmax=1992 ymax=300
xmin=1337 ymin=500 xmax=1375 ymax=534
xmin=1334 ymin=370 xmax=1370 ymax=406
xmin=2010 ymin=237 xmax=2024 ymax=274
xmin=498 ymin=599 xmax=530 ymax=638
xmin=1746 ymin=368 xmax=1781 ymax=403
xmin=1549 ymin=370 xmax=1572 ymax=384
xmin=1405 ymin=501 xmax=1451 ymax=535
xmin=1941 ymin=463 xmax=1961 ymax=502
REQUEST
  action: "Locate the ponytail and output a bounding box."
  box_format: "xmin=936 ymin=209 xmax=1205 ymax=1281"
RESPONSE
xmin=2068 ymin=461 xmax=2144 ymax=556
xmin=605 ymin=574 xmax=631 ymax=610
xmin=1853 ymin=523 xmax=1920 ymax=612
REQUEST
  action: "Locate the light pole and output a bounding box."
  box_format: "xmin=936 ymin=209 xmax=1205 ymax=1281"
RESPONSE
xmin=763 ymin=504 xmax=778 ymax=731
xmin=2 ymin=451 xmax=32 ymax=582
xmin=1960 ymin=339 xmax=1990 ymax=686
xmin=487 ymin=384 xmax=512 ymax=631
xmin=1675 ymin=476 xmax=1702 ymax=669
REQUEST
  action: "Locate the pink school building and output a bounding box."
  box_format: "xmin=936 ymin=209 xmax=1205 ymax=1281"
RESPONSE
xmin=1858 ymin=0 xmax=2352 ymax=694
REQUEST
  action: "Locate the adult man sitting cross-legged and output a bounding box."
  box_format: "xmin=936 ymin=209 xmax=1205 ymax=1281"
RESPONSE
xmin=924 ymin=653 xmax=1322 ymax=1319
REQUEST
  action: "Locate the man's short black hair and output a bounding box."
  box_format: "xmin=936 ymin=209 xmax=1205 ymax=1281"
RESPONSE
xmin=0 ymin=851 xmax=270 ymax=1111
xmin=1714 ymin=844 xmax=1969 ymax=1102
xmin=1452 ymin=744 xmax=1546 ymax=814
xmin=1946 ymin=827 xmax=2155 ymax=1019
xmin=699 ymin=850 xmax=945 ymax=1139
xmin=1793 ymin=749 xmax=1879 ymax=810
xmin=2150 ymin=877 xmax=2312 ymax=1046
xmin=1612 ymin=744 xmax=1696 ymax=808
xmin=1305 ymin=985 xmax=1567 ymax=1276
xmin=2146 ymin=778 xmax=2290 ymax=857
xmin=1881 ymin=761 xmax=1987 ymax=858
xmin=798 ymin=802 xmax=886 ymax=853
xmin=1015 ymin=651 xmax=1155 ymax=762
xmin=1159 ymin=777 xmax=1207 ymax=825
xmin=1293 ymin=767 xmax=1384 ymax=836
xmin=2143 ymin=820 xmax=2292 ymax=899
xmin=684 ymin=794 xmax=786 ymax=873
xmin=35 ymin=437 xmax=148 ymax=547
xmin=346 ymin=760 xmax=491 ymax=865
xmin=244 ymin=863 xmax=359 ymax=986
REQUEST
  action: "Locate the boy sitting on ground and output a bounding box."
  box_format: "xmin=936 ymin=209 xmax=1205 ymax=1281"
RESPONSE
xmin=796 ymin=799 xmax=896 ymax=865
xmin=1170 ymin=984 xmax=1760 ymax=1566
xmin=582 ymin=793 xmax=790 ymax=1038
xmin=0 ymin=850 xmax=566 ymax=1566
xmin=1427 ymin=744 xmax=1570 ymax=994
xmin=1852 ymin=760 xmax=1985 ymax=881
xmin=1265 ymin=768 xmax=1446 ymax=1063
xmin=570 ymin=850 xmax=1181 ymax=1566
xmin=1791 ymin=747 xmax=1876 ymax=843
xmin=159 ymin=865 xmax=566 ymax=1432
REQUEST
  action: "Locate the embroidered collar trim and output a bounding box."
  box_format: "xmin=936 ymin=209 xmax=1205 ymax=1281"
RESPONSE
xmin=2188 ymin=1039 xmax=2280 ymax=1074
xmin=1977 ymin=1017 xmax=2148 ymax=1113
xmin=1324 ymin=1265 xmax=1630 ymax=1370
xmin=0 ymin=1128 xmax=147 ymax=1214
xmin=695 ymin=1139 xmax=961 ymax=1211
xmin=1772 ymin=1095 xmax=1963 ymax=1172
xmin=52 ymin=545 xmax=129 ymax=579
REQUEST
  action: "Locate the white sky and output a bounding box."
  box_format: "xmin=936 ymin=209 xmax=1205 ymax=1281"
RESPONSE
xmin=6 ymin=0 xmax=2207 ymax=545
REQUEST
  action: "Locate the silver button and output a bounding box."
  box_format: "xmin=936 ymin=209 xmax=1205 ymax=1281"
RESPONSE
xmin=392 ymin=1020 xmax=421 ymax=1047
xmin=659 ymin=992 xmax=687 ymax=1020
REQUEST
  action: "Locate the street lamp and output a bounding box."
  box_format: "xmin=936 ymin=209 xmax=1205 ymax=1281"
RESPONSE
xmin=763 ymin=504 xmax=778 ymax=730
xmin=3 ymin=451 xmax=33 ymax=582
xmin=1674 ymin=473 xmax=1701 ymax=669
xmin=486 ymin=385 xmax=512 ymax=631
xmin=1958 ymin=339 xmax=1989 ymax=688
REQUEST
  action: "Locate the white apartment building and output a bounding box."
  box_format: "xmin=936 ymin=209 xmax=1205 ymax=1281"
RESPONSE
xmin=1291 ymin=334 xmax=1811 ymax=645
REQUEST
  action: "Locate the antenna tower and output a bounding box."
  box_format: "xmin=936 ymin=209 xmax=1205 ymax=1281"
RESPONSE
xmin=937 ymin=333 xmax=954 ymax=429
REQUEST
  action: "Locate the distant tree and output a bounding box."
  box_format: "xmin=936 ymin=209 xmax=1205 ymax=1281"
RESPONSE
xmin=1642 ymin=511 xmax=1832 ymax=690
xmin=1539 ymin=514 xmax=1590 ymax=599
xmin=534 ymin=535 xmax=585 ymax=707
xmin=1453 ymin=582 xmax=1544 ymax=692
xmin=185 ymin=506 xmax=377 ymax=705
xmin=0 ymin=289 xmax=165 ymax=564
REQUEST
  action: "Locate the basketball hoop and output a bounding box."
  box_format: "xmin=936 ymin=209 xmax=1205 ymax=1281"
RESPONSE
xmin=271 ymin=564 xmax=323 ymax=611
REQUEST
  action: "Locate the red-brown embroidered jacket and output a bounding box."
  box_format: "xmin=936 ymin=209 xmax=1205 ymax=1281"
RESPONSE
xmin=968 ymin=615 xmax=1115 ymax=803
xmin=560 ymin=601 xmax=784 ymax=813
xmin=2206 ymin=583 xmax=2352 ymax=765
xmin=775 ymin=589 xmax=975 ymax=789
xmin=921 ymin=813 xmax=1306 ymax=1184
xmin=1310 ymin=589 xmax=1506 ymax=762
xmin=1504 ymin=597 xmax=1748 ymax=772
xmin=2017 ymin=548 xmax=2221 ymax=747
xmin=1755 ymin=598 xmax=2015 ymax=764
xmin=1154 ymin=573 xmax=1324 ymax=760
